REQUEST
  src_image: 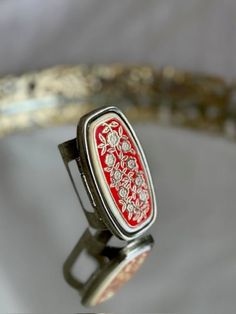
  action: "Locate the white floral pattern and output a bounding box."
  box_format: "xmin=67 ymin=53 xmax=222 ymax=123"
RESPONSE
xmin=105 ymin=154 xmax=116 ymax=167
xmin=97 ymin=119 xmax=150 ymax=224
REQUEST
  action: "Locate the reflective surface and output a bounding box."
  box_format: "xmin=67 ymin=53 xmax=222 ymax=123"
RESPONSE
xmin=1 ymin=124 xmax=236 ymax=312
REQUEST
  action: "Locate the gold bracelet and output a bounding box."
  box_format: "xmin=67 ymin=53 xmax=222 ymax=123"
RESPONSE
xmin=0 ymin=64 xmax=235 ymax=140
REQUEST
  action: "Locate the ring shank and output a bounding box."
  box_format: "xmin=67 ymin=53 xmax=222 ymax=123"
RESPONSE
xmin=58 ymin=138 xmax=107 ymax=230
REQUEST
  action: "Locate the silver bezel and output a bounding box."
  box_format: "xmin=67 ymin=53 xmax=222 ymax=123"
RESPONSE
xmin=77 ymin=106 xmax=157 ymax=240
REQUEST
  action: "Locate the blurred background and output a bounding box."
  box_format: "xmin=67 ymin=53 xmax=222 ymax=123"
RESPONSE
xmin=0 ymin=0 xmax=236 ymax=313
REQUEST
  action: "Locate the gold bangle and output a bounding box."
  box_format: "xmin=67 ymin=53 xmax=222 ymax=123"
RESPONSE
xmin=0 ymin=64 xmax=235 ymax=140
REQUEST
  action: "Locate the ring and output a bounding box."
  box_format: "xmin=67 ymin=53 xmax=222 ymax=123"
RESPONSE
xmin=59 ymin=106 xmax=157 ymax=241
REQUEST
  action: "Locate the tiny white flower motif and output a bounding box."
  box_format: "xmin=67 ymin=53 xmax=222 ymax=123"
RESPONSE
xmin=139 ymin=189 xmax=148 ymax=202
xmin=127 ymin=202 xmax=134 ymax=212
xmin=135 ymin=174 xmax=144 ymax=187
xmin=119 ymin=187 xmax=128 ymax=198
xmin=127 ymin=157 xmax=137 ymax=170
xmin=127 ymin=202 xmax=135 ymax=220
xmin=113 ymin=170 xmax=122 ymax=181
xmin=105 ymin=154 xmax=115 ymax=167
xmin=107 ymin=130 xmax=120 ymax=147
xmin=121 ymin=140 xmax=131 ymax=152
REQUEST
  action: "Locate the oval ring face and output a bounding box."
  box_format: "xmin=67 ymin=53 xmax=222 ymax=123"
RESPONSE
xmin=78 ymin=107 xmax=157 ymax=240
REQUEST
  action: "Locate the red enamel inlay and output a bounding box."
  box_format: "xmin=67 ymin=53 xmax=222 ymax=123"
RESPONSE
xmin=95 ymin=117 xmax=153 ymax=227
